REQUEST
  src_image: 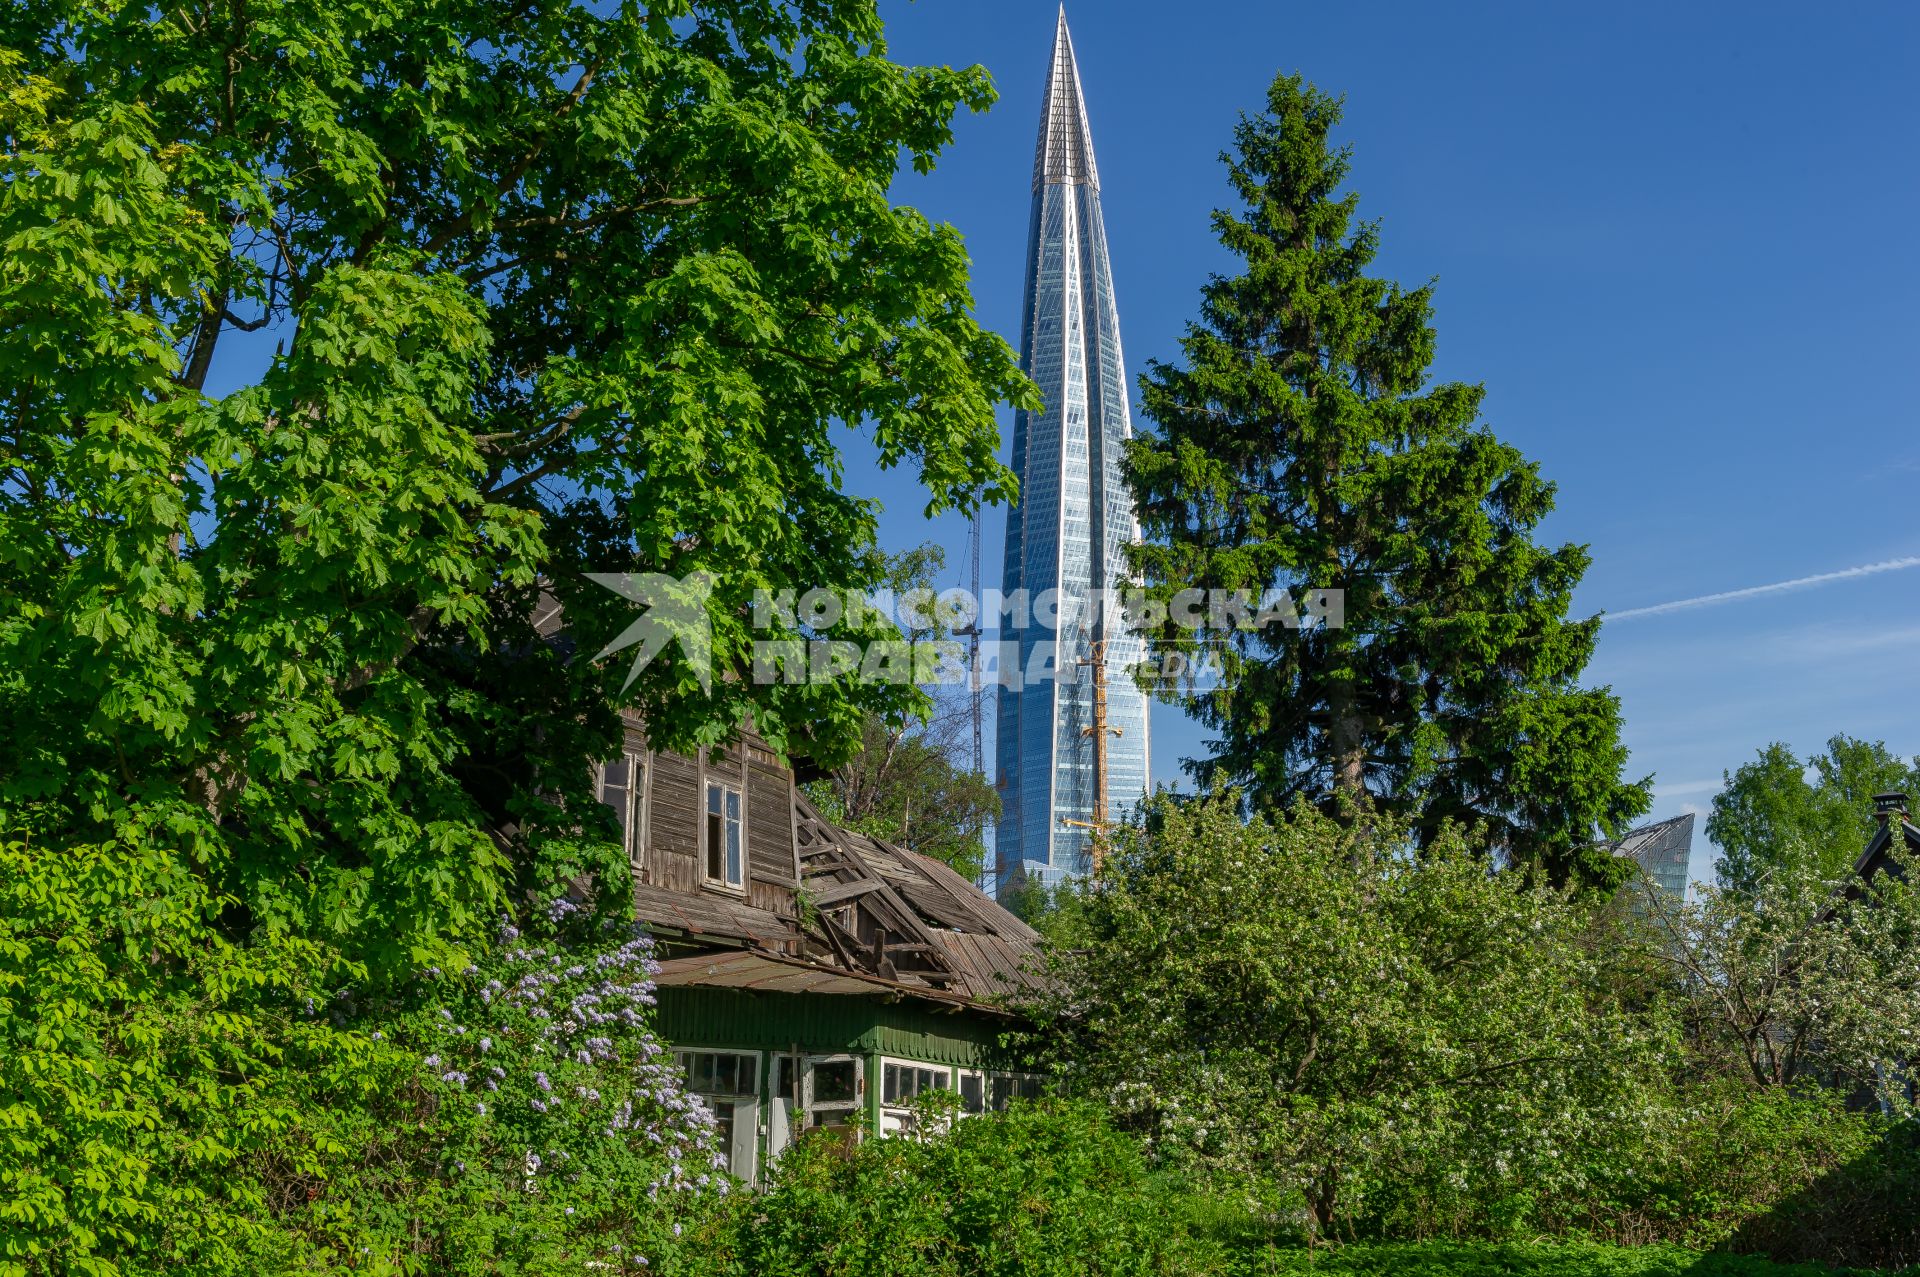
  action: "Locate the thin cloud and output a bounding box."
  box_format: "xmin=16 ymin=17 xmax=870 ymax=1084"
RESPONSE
xmin=1654 ymin=779 xmax=1723 ymax=797
xmin=1605 ymin=556 xmax=1920 ymax=622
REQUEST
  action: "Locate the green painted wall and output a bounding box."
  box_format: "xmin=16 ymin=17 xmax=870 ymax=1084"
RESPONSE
xmin=655 ymin=985 xmax=1022 ymax=1069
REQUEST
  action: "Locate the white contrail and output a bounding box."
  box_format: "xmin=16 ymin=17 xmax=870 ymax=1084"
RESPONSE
xmin=1606 ymin=556 xmax=1920 ymax=622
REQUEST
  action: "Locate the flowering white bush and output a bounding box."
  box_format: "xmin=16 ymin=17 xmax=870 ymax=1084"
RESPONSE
xmin=1027 ymin=796 xmax=1670 ymax=1238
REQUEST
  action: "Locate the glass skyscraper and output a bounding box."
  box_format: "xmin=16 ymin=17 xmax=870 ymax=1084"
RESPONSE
xmin=994 ymin=10 xmax=1149 ymax=897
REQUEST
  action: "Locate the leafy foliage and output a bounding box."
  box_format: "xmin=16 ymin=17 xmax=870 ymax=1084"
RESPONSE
xmin=1707 ymin=736 xmax=1920 ymax=898
xmin=677 ymin=1099 xmax=1218 ymax=1277
xmin=803 ymin=543 xmax=996 ymax=877
xmin=0 ymin=0 xmax=1028 ymax=972
xmin=1551 ymin=1081 xmax=1920 ymax=1267
xmin=1222 ymin=1239 xmax=1901 ymax=1276
xmin=1122 ymin=73 xmax=1648 ymax=886
xmin=0 ymin=833 xmax=368 ymax=1274
xmin=1026 ymin=796 xmax=1672 ymax=1234
xmin=657 ymin=1092 xmax=1911 ymax=1276
xmin=1637 ymin=844 xmax=1920 ymax=1103
xmin=0 ymin=834 xmax=719 ymax=1276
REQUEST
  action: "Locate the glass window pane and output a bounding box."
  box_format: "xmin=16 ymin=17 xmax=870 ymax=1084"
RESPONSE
xmin=600 ymin=757 xmax=630 ymax=798
xmin=713 ymin=1053 xmax=737 ymax=1095
xmin=883 ymin=1063 xmax=902 ymax=1105
xmin=960 ymin=1073 xmax=985 ymax=1114
xmin=727 ymin=819 xmax=742 ymax=885
xmin=707 ymin=782 xmax=722 ymax=814
xmin=706 ymin=811 xmax=724 ymax=880
xmin=712 ymin=1101 xmax=736 ymax=1173
xmin=632 ymin=760 xmax=647 ymax=847
xmin=813 ymin=1059 xmax=857 ymax=1104
xmin=737 ymin=1055 xmax=758 ymax=1096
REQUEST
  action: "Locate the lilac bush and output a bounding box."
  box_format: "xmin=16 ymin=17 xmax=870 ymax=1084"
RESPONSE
xmin=383 ymin=901 xmax=727 ymax=1274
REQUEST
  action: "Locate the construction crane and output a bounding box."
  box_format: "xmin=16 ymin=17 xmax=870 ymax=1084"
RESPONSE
xmin=1061 ymin=636 xmax=1123 ymax=875
xmin=967 ymin=510 xmax=983 ymax=781
xmin=951 ymin=510 xmax=990 ymax=889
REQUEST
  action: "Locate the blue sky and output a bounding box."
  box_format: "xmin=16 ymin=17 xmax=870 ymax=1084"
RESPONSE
xmin=844 ymin=0 xmax=1920 ymax=884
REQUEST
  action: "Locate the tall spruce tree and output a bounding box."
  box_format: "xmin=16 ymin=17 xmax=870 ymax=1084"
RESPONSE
xmin=1125 ymin=74 xmax=1649 ymax=886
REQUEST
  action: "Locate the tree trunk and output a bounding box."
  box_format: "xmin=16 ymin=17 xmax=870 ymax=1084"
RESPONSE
xmin=1309 ymin=1169 xmax=1339 ymax=1244
xmin=1327 ymin=671 xmax=1366 ymax=798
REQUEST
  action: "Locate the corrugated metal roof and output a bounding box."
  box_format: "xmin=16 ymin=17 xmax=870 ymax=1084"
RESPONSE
xmin=631 ymin=771 xmax=1048 ymax=1018
xmin=653 ymin=951 xmax=1015 ymax=1014
xmin=633 ymin=882 xmax=801 ymax=952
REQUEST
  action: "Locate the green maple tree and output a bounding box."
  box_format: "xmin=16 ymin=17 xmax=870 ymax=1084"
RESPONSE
xmin=0 ymin=0 xmax=1029 ymax=968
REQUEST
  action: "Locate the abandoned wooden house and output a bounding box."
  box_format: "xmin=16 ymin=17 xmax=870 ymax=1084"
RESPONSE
xmin=593 ymin=715 xmax=1047 ymax=1182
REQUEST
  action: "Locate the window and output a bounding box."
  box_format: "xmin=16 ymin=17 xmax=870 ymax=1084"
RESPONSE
xmin=810 ymin=1057 xmax=859 ymax=1105
xmin=678 ymin=1050 xmax=759 ymax=1098
xmin=989 ymin=1072 xmax=1044 ymax=1112
xmin=882 ymin=1062 xmax=950 ymax=1106
xmin=597 ymin=752 xmax=646 ymax=861
xmin=958 ymin=1070 xmax=987 ymax=1116
xmin=879 ymin=1058 xmax=953 ymax=1136
xmin=704 ymin=780 xmax=743 ymax=888
xmin=803 ymin=1055 xmax=862 ymax=1135
xmin=676 ymin=1049 xmax=760 ymax=1181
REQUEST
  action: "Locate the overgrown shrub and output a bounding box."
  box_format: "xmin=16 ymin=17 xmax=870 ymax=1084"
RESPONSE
xmin=666 ymin=1101 xmax=1908 ymax=1277
xmin=1225 ymin=1239 xmax=1904 ymax=1276
xmin=0 ymin=835 xmax=720 ymax=1275
xmin=1547 ymin=1082 xmax=1920 ymax=1269
xmin=678 ymin=1099 xmax=1220 ymax=1277
xmin=1027 ymin=796 xmax=1673 ymax=1238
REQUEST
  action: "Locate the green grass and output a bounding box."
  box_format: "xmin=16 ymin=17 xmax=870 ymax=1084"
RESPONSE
xmin=1222 ymin=1240 xmax=1912 ymax=1277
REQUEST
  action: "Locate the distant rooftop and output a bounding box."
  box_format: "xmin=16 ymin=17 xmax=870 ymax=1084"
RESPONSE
xmin=1610 ymin=812 xmax=1694 ymax=901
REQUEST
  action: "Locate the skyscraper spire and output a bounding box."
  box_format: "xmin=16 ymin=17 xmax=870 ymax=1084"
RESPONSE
xmin=995 ymin=11 xmax=1149 ymax=898
xmin=1033 ymin=8 xmax=1099 ymax=191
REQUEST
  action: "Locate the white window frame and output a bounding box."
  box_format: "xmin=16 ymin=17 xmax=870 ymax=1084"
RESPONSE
xmin=878 ymin=1057 xmax=954 ymax=1136
xmin=703 ymin=778 xmax=745 ymax=890
xmin=675 ymin=1047 xmax=760 ymax=1098
xmin=596 ymin=751 xmax=648 ymax=864
xmin=675 ymin=1048 xmax=761 ymax=1182
xmin=956 ymin=1068 xmax=989 ymax=1117
xmin=801 ymin=1053 xmax=863 ymax=1134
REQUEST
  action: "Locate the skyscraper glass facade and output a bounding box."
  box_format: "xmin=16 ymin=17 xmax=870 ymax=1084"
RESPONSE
xmin=994 ymin=12 xmax=1149 ymax=896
